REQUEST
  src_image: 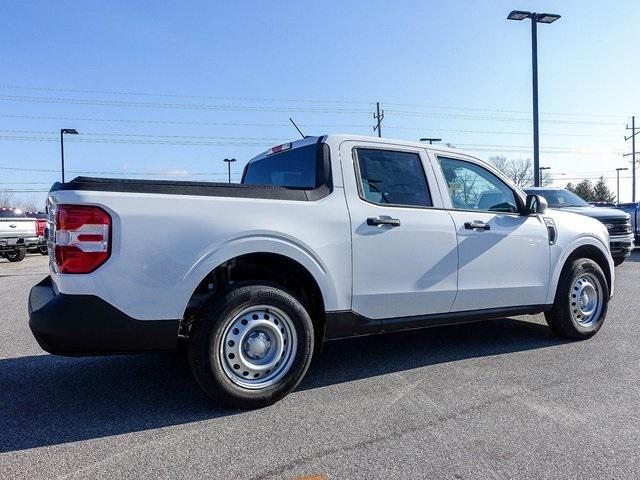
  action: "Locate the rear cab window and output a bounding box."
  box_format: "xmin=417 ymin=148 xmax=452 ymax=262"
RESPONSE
xmin=0 ymin=209 xmax=27 ymax=218
xmin=242 ymin=142 xmax=327 ymax=189
xmin=353 ymin=148 xmax=432 ymax=207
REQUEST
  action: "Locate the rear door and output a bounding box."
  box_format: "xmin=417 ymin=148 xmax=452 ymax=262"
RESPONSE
xmin=433 ymin=154 xmax=550 ymax=311
xmin=340 ymin=141 xmax=458 ymax=322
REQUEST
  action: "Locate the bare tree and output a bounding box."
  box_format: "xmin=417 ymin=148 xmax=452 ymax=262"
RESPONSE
xmin=489 ymin=156 xmax=534 ymax=187
xmin=490 ymin=155 xmax=553 ymax=187
xmin=0 ymin=191 xmax=16 ymax=208
xmin=19 ymin=195 xmax=41 ymax=212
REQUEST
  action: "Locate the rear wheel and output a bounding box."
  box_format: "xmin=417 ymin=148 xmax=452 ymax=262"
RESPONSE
xmin=5 ymin=248 xmax=26 ymax=262
xmin=38 ymin=246 xmax=48 ymax=255
xmin=545 ymin=258 xmax=608 ymax=340
xmin=188 ymin=283 xmax=314 ymax=408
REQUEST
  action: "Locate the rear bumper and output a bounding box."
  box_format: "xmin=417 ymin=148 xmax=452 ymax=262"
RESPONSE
xmin=28 ymin=276 xmax=179 ymax=356
xmin=0 ymin=236 xmax=38 ymax=251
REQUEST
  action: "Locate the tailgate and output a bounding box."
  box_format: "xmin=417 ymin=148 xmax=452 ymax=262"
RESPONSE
xmin=0 ymin=218 xmax=36 ymax=238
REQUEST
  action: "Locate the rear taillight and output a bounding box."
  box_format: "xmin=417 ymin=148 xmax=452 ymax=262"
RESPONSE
xmin=54 ymin=205 xmax=111 ymax=274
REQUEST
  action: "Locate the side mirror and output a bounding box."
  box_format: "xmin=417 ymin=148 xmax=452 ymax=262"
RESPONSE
xmin=525 ymin=194 xmax=547 ymax=215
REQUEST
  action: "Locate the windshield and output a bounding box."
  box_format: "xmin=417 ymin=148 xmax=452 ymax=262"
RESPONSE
xmin=526 ymin=189 xmax=590 ymax=208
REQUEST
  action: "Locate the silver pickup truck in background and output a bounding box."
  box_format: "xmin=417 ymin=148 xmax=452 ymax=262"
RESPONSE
xmin=0 ymin=208 xmax=38 ymax=262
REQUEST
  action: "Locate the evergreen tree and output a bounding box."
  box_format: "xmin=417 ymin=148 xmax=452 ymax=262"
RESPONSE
xmin=593 ymin=176 xmax=615 ymax=202
xmin=573 ymin=180 xmax=595 ymax=202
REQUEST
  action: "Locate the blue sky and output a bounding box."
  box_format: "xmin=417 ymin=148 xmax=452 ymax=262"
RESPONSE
xmin=2 ymin=0 xmax=639 ymax=207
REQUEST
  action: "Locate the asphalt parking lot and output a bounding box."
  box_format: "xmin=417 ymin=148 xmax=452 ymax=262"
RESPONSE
xmin=1 ymin=253 xmax=640 ymax=479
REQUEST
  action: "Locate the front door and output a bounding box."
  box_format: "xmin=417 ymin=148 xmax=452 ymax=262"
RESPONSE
xmin=435 ymin=156 xmax=550 ymax=312
xmin=340 ymin=141 xmax=459 ymax=321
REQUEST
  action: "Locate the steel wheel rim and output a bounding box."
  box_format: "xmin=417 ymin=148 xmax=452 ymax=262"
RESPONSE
xmin=569 ymin=273 xmax=603 ymax=327
xmin=219 ymin=305 xmax=297 ymax=389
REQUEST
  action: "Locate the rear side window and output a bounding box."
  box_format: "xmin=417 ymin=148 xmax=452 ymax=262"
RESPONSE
xmin=354 ymin=148 xmax=432 ymax=207
xmin=243 ymin=143 xmax=322 ymax=189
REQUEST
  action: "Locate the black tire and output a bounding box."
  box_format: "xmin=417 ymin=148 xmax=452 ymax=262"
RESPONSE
xmin=5 ymin=248 xmax=26 ymax=262
xmin=188 ymin=283 xmax=314 ymax=408
xmin=545 ymin=258 xmax=609 ymax=340
xmin=613 ymin=256 xmax=625 ymax=267
xmin=39 ymin=246 xmax=48 ymax=255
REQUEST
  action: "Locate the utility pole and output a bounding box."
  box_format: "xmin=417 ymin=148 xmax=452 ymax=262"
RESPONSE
xmin=624 ymin=116 xmax=639 ymax=202
xmin=616 ymin=167 xmax=628 ymax=204
xmin=373 ymin=102 xmax=384 ymax=138
xmin=223 ymin=158 xmax=236 ymax=183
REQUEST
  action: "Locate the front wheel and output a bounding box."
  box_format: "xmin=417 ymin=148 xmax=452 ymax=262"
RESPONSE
xmin=188 ymin=283 xmax=314 ymax=408
xmin=5 ymin=248 xmax=26 ymax=262
xmin=545 ymin=258 xmax=609 ymax=340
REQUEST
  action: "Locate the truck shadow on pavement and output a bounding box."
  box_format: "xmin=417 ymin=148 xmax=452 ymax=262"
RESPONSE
xmin=0 ymin=317 xmax=566 ymax=453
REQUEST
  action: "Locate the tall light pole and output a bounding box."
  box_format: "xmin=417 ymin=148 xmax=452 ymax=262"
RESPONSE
xmin=616 ymin=167 xmax=629 ymax=204
xmin=507 ymin=10 xmax=561 ymax=187
xmin=420 ymin=137 xmax=442 ymax=145
xmin=539 ymin=166 xmax=551 ymax=186
xmin=223 ymin=158 xmax=236 ymax=183
xmin=60 ymin=128 xmax=79 ymax=183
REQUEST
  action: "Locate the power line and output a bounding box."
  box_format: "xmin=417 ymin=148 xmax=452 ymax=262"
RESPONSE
xmin=0 ymin=165 xmax=241 ymax=176
xmin=0 ymin=94 xmax=625 ymax=125
xmin=385 ymin=109 xmax=622 ymax=126
xmin=0 ymin=94 xmax=370 ymax=114
xmin=0 ymin=84 xmax=373 ymax=105
xmin=0 ymin=129 xmax=287 ymax=141
xmin=0 ymin=114 xmax=621 ymax=138
xmin=0 ymin=84 xmax=625 ymax=119
xmin=0 ymin=134 xmax=273 ymax=147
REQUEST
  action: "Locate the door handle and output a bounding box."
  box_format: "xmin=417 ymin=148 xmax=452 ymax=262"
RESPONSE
xmin=367 ymin=217 xmax=401 ymax=227
xmin=464 ymin=221 xmax=490 ymax=231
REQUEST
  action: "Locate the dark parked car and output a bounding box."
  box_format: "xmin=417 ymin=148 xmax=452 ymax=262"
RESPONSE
xmin=616 ymin=203 xmax=640 ymax=245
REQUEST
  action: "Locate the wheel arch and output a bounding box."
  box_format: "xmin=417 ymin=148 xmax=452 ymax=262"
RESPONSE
xmin=182 ymin=251 xmax=329 ymax=349
xmin=547 ymin=240 xmax=613 ymax=304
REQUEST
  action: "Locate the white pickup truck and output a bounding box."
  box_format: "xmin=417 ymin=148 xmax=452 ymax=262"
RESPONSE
xmin=0 ymin=208 xmax=38 ymax=262
xmin=29 ymin=135 xmax=614 ymax=408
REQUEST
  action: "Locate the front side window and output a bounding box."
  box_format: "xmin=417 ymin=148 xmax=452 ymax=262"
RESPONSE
xmin=439 ymin=157 xmax=518 ymax=213
xmin=354 ymin=148 xmax=432 ymax=207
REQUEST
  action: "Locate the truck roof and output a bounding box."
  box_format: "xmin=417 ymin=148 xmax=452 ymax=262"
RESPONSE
xmin=249 ymin=134 xmax=477 ymax=164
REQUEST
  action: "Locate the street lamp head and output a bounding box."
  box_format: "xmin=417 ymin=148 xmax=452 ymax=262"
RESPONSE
xmin=536 ymin=13 xmax=561 ymax=24
xmin=540 ymin=166 xmax=551 ymax=170
xmin=507 ymin=10 xmax=531 ymax=20
xmin=223 ymin=158 xmax=237 ymax=163
xmin=61 ymin=128 xmax=79 ymax=135
xmin=617 ymin=167 xmax=629 ymax=171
